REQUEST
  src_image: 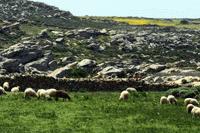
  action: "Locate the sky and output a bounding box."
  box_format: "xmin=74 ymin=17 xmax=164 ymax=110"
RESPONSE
xmin=32 ymin=0 xmax=200 ymax=18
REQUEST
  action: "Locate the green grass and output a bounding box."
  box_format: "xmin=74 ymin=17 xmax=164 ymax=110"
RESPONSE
xmin=0 ymin=92 xmax=200 ymax=133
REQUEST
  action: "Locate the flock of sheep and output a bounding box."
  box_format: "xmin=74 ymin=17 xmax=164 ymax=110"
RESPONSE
xmin=160 ymin=95 xmax=200 ymax=117
xmin=1 ymin=81 xmax=200 ymax=118
xmin=0 ymin=82 xmax=71 ymax=101
xmin=119 ymin=87 xmax=200 ymax=118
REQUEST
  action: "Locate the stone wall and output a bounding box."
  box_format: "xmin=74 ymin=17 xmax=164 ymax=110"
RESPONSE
xmin=0 ymin=75 xmax=179 ymax=91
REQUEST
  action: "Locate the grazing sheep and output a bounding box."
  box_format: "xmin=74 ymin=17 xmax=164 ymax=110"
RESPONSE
xmin=186 ymin=104 xmax=195 ymax=113
xmin=194 ymin=109 xmax=200 ymax=117
xmin=160 ymin=96 xmax=168 ymax=104
xmin=119 ymin=90 xmax=129 ymax=101
xmin=126 ymin=87 xmax=137 ymax=92
xmin=184 ymin=98 xmax=192 ymax=105
xmin=11 ymin=86 xmax=20 ymax=93
xmin=45 ymin=88 xmax=57 ymax=99
xmin=49 ymin=90 xmax=71 ymax=101
xmin=0 ymin=86 xmax=6 ymax=95
xmin=167 ymin=95 xmax=177 ymax=104
xmin=190 ymin=99 xmax=200 ymax=106
xmin=191 ymin=106 xmax=200 ymax=117
xmin=24 ymin=88 xmax=37 ymax=98
xmin=37 ymin=89 xmax=47 ymax=99
xmin=184 ymin=98 xmax=199 ymax=106
xmin=3 ymin=82 xmax=9 ymax=91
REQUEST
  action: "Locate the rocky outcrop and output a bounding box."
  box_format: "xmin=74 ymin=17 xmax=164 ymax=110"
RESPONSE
xmin=0 ymin=42 xmax=56 ymax=74
xmin=0 ymin=0 xmax=73 ymax=21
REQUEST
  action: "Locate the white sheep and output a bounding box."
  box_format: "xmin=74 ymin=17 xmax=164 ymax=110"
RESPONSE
xmin=184 ymin=98 xmax=199 ymax=106
xmin=37 ymin=89 xmax=47 ymax=99
xmin=11 ymin=86 xmax=20 ymax=93
xmin=45 ymin=88 xmax=57 ymax=99
xmin=24 ymin=88 xmax=37 ymax=98
xmin=160 ymin=96 xmax=168 ymax=104
xmin=167 ymin=95 xmax=177 ymax=104
xmin=186 ymin=104 xmax=195 ymax=113
xmin=119 ymin=90 xmax=129 ymax=101
xmin=3 ymin=82 xmax=9 ymax=91
xmin=191 ymin=106 xmax=200 ymax=117
xmin=126 ymin=87 xmax=137 ymax=93
xmin=0 ymin=86 xmax=6 ymax=95
xmin=184 ymin=98 xmax=192 ymax=105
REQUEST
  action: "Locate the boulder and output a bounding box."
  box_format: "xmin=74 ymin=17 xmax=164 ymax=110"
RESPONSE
xmin=48 ymin=65 xmax=70 ymax=78
xmin=97 ymin=66 xmax=125 ymax=77
xmin=0 ymin=43 xmax=43 ymax=64
xmin=0 ymin=58 xmax=21 ymax=73
xmin=142 ymin=64 xmax=166 ymax=73
xmin=77 ymin=59 xmax=96 ymax=68
xmin=55 ymin=38 xmax=65 ymax=44
xmin=25 ymin=52 xmax=53 ymax=71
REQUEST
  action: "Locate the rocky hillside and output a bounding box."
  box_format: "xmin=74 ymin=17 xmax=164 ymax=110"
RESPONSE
xmin=1 ymin=0 xmax=200 ymax=87
xmin=0 ymin=0 xmax=119 ymax=29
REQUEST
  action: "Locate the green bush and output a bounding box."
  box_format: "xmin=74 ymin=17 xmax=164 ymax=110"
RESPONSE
xmin=167 ymin=87 xmax=199 ymax=98
xmin=67 ymin=68 xmax=88 ymax=78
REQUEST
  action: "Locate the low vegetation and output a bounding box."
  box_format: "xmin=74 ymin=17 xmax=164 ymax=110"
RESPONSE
xmin=112 ymin=17 xmax=200 ymax=29
xmin=0 ymin=92 xmax=200 ymax=132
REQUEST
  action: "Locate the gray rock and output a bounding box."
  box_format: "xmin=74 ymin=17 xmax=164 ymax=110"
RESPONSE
xmin=77 ymin=59 xmax=96 ymax=68
xmin=25 ymin=52 xmax=53 ymax=71
xmin=55 ymin=38 xmax=64 ymax=43
xmin=48 ymin=65 xmax=70 ymax=78
xmin=0 ymin=58 xmax=21 ymax=72
xmin=38 ymin=29 xmax=49 ymax=38
xmin=142 ymin=64 xmax=166 ymax=73
xmin=48 ymin=60 xmax=58 ymax=70
xmin=0 ymin=43 xmax=43 ymax=64
xmin=97 ymin=66 xmax=124 ymax=77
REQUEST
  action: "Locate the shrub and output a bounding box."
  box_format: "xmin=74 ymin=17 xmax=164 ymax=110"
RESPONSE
xmin=180 ymin=19 xmax=190 ymax=25
xmin=167 ymin=87 xmax=199 ymax=98
xmin=67 ymin=68 xmax=88 ymax=78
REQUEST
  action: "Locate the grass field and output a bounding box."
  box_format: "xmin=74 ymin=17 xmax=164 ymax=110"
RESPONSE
xmin=0 ymin=92 xmax=200 ymax=133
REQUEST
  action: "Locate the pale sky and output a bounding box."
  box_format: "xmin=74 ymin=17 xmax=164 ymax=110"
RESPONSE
xmin=32 ymin=0 xmax=200 ymax=18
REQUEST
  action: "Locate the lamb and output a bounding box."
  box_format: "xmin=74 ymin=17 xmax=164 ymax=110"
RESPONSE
xmin=24 ymin=88 xmax=37 ymax=98
xmin=3 ymin=82 xmax=9 ymax=91
xmin=11 ymin=86 xmax=20 ymax=93
xmin=186 ymin=104 xmax=195 ymax=113
xmin=49 ymin=90 xmax=71 ymax=101
xmin=167 ymin=95 xmax=177 ymax=104
xmin=119 ymin=90 xmax=129 ymax=101
xmin=37 ymin=89 xmax=47 ymax=99
xmin=160 ymin=96 xmax=168 ymax=104
xmin=0 ymin=86 xmax=6 ymax=95
xmin=126 ymin=87 xmax=137 ymax=93
xmin=184 ymin=98 xmax=199 ymax=106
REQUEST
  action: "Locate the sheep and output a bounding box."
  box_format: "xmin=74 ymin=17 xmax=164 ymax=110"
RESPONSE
xmin=11 ymin=86 xmax=20 ymax=93
xmin=126 ymin=87 xmax=137 ymax=93
xmin=37 ymin=89 xmax=47 ymax=99
xmin=184 ymin=98 xmax=199 ymax=106
xmin=119 ymin=90 xmax=129 ymax=101
xmin=167 ymin=95 xmax=177 ymax=105
xmin=186 ymin=104 xmax=195 ymax=113
xmin=160 ymin=96 xmax=168 ymax=104
xmin=191 ymin=106 xmax=200 ymax=117
xmin=49 ymin=90 xmax=71 ymax=101
xmin=24 ymin=88 xmax=37 ymax=98
xmin=45 ymin=88 xmax=57 ymax=99
xmin=3 ymin=82 xmax=9 ymax=91
xmin=0 ymin=86 xmax=6 ymax=95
